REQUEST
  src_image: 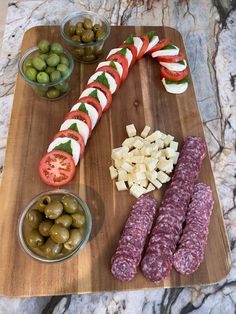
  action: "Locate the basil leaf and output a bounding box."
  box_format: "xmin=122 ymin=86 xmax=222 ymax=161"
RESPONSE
xmin=54 ymin=140 xmax=73 ymax=156
xmin=165 ymin=76 xmax=190 ymax=85
xmin=147 ymin=31 xmax=155 ymax=42
xmin=178 ymin=60 xmax=185 ymax=65
xmin=162 ymin=44 xmax=177 ymax=50
xmin=118 ymin=48 xmax=127 ymax=56
xmin=109 ymin=61 xmax=117 ymax=70
xmin=95 ymin=72 xmax=110 ymax=89
xmin=89 ymin=89 xmax=99 ymax=100
xmin=68 ymin=123 xmax=79 ymax=132
xmin=79 ymin=102 xmax=88 ymax=115
xmin=124 ymin=35 xmax=134 ymax=44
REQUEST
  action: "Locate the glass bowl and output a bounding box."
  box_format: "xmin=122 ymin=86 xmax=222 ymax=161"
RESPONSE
xmin=18 ymin=189 xmax=92 ymax=263
xmin=60 ymin=11 xmax=110 ymax=63
xmin=18 ymin=47 xmax=74 ymax=101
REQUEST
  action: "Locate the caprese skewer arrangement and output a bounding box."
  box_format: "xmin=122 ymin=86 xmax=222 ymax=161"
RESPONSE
xmin=38 ymin=31 xmax=190 ymax=187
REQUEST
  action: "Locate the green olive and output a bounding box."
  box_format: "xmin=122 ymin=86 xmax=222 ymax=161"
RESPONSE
xmin=96 ymin=30 xmax=105 ymax=41
xmin=36 ymin=85 xmax=48 ymax=96
xmin=83 ymin=54 xmax=96 ymax=62
xmin=49 ymin=224 xmax=70 ymax=244
xmin=57 ymin=64 xmax=69 ymax=77
xmin=93 ymin=24 xmax=101 ymax=32
xmin=36 ymin=195 xmax=52 ymax=212
xmin=71 ymin=35 xmax=81 ymax=42
xmin=94 ymin=45 xmax=103 ymax=56
xmin=26 ymin=209 xmax=43 ymax=228
xmin=38 ymin=220 xmax=53 ymax=237
xmin=45 ymin=66 xmax=56 ymax=75
xmin=51 ymin=42 xmax=64 ymax=55
xmin=50 ymin=70 xmax=61 ymax=82
xmin=67 ymin=24 xmax=76 ymax=36
xmin=32 ymin=56 xmax=47 ymax=71
xmin=71 ymin=213 xmax=86 ymax=228
xmin=55 ymin=81 xmax=70 ymax=93
xmin=46 ymin=54 xmax=60 ymax=67
xmin=39 ymin=53 xmax=48 ymax=61
xmin=44 ymin=201 xmax=63 ymax=219
xmin=26 ymin=229 xmax=44 ymax=248
xmin=60 ymin=55 xmax=70 ymax=66
xmin=25 ymin=67 xmax=37 ymax=81
xmin=81 ymin=29 xmax=94 ymax=43
xmin=83 ymin=18 xmax=93 ymax=30
xmin=73 ymin=47 xmax=84 ymax=57
xmin=64 ymin=229 xmax=83 ymax=251
xmin=47 ymin=88 xmax=60 ymax=99
xmin=24 ymin=59 xmax=33 ymax=68
xmin=85 ymin=46 xmax=94 ymax=55
xmin=55 ymin=215 xmax=72 ymax=228
xmin=37 ymin=72 xmax=50 ymax=84
xmin=75 ymin=27 xmax=84 ymax=36
xmin=61 ymin=195 xmax=79 ymax=214
xmin=38 ymin=40 xmax=50 ymax=53
xmin=42 ymin=238 xmax=62 ymax=258
xmin=75 ymin=22 xmax=83 ymax=29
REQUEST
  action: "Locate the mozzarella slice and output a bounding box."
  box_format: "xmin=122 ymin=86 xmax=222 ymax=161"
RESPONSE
xmin=80 ymin=87 xmax=107 ymax=111
xmin=133 ymin=37 xmax=143 ymax=55
xmin=159 ymin=60 xmax=187 ymax=72
xmin=60 ymin=119 xmax=89 ymax=144
xmin=146 ymin=36 xmax=159 ymax=53
xmin=70 ymin=102 xmax=99 ymax=129
xmin=48 ymin=137 xmax=81 ymax=165
xmin=107 ymin=48 xmax=133 ymax=67
xmin=151 ymin=45 xmax=179 ymax=58
xmin=87 ymin=71 xmax=117 ymax=94
xmin=162 ymin=78 xmax=188 ymax=94
xmin=96 ymin=61 xmax=123 ymax=79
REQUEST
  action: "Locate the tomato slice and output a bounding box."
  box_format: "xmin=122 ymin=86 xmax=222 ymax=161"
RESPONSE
xmin=137 ymin=34 xmax=149 ymax=59
xmin=39 ymin=150 xmax=75 ymax=187
xmin=53 ymin=130 xmax=85 ymax=156
xmin=160 ymin=66 xmax=189 ymax=81
xmin=77 ymin=96 xmax=102 ymax=119
xmin=119 ymin=43 xmax=137 ymax=66
xmin=64 ymin=110 xmax=92 ymax=136
xmin=157 ymin=52 xmax=185 ymax=63
xmin=86 ymin=82 xmax=112 ymax=112
xmin=95 ymin=65 xmax=121 ymax=92
xmin=107 ymin=53 xmax=129 ymax=81
xmin=147 ymin=38 xmax=170 ymax=54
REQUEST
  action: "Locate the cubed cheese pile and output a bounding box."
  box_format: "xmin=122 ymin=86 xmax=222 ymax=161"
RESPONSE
xmin=109 ymin=124 xmax=179 ymax=198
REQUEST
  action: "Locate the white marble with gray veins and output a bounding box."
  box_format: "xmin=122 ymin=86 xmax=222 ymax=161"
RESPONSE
xmin=0 ymin=0 xmax=235 ymax=313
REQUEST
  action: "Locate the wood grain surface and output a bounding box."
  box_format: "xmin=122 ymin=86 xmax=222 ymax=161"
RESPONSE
xmin=0 ymin=26 xmax=231 ymax=297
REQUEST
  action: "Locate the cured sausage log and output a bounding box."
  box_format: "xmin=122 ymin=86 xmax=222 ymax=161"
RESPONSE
xmin=141 ymin=136 xmax=206 ymax=283
xmin=173 ymin=183 xmax=214 ymax=275
xmin=111 ymin=194 xmax=158 ymax=282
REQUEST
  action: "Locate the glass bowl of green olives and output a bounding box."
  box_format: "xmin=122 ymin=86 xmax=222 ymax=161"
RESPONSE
xmin=18 ymin=40 xmax=74 ymax=100
xmin=18 ymin=190 xmax=92 ymax=263
xmin=60 ymin=11 xmax=110 ymax=63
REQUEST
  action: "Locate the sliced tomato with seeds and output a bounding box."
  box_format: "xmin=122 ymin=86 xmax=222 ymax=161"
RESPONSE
xmin=137 ymin=34 xmax=149 ymax=59
xmin=148 ymin=38 xmax=170 ymax=54
xmin=39 ymin=150 xmax=75 ymax=187
xmin=64 ymin=110 xmax=92 ymax=136
xmin=157 ymin=52 xmax=185 ymax=63
xmin=77 ymin=96 xmax=102 ymax=119
xmin=119 ymin=43 xmax=137 ymax=66
xmin=86 ymin=82 xmax=112 ymax=112
xmin=53 ymin=130 xmax=85 ymax=155
xmin=95 ymin=65 xmax=121 ymax=91
xmin=160 ymin=66 xmax=189 ymax=81
xmin=107 ymin=53 xmax=129 ymax=81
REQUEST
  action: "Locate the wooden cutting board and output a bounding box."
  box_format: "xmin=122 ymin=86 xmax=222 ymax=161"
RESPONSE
xmin=0 ymin=26 xmax=231 ymax=297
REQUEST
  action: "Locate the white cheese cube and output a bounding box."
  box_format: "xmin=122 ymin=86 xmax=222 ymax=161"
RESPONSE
xmin=165 ymin=147 xmax=176 ymax=158
xmin=129 ymin=156 xmax=145 ymax=164
xmin=149 ymin=178 xmax=162 ymax=189
xmin=122 ymin=137 xmax=135 ymax=149
xmin=126 ymin=124 xmax=137 ymax=137
xmin=126 ymin=151 xmax=134 ymax=157
xmin=145 ymin=130 xmax=162 ymax=143
xmin=165 ymin=161 xmax=174 ymax=173
xmin=135 ymin=164 xmax=146 ymax=172
xmin=121 ymin=162 xmax=134 ymax=173
xmin=171 ymin=152 xmax=179 ymax=165
xmin=156 ymin=139 xmax=164 ymax=149
xmin=116 ymin=181 xmax=127 ymax=191
xmin=146 ymin=183 xmax=155 ymax=192
xmin=140 ymin=145 xmax=153 ymax=156
xmin=151 ymin=150 xmax=162 ymax=159
xmin=109 ymin=166 xmax=118 ymax=179
xmin=156 ymin=157 xmax=173 ymax=172
xmin=139 ymin=179 xmax=149 ymax=188
xmin=114 ymin=159 xmax=124 ymax=169
xmin=118 ymin=169 xmax=128 ymax=181
xmin=130 ymin=184 xmax=147 ymax=198
xmin=150 ymin=143 xmax=159 ymax=151
xmin=156 ymin=171 xmax=170 ymax=183
xmin=127 ymin=179 xmax=134 ymax=188
xmin=164 ymin=134 xmax=174 ymax=147
xmin=160 ymin=132 xmax=167 ymax=140
xmin=133 ymin=139 xmax=144 ymax=149
xmin=111 ymin=147 xmax=129 ymax=160
xmin=141 ymin=125 xmax=151 ymax=138
xmin=132 ymin=148 xmax=141 ymax=156
xmin=133 ymin=171 xmax=146 ymax=181
xmin=145 ymin=157 xmax=158 ymax=171
xmin=169 ymin=141 xmax=178 ymax=151
xmin=146 ymin=171 xmax=158 ymax=181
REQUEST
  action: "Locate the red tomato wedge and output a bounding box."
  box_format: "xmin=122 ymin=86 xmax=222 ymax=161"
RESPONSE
xmin=157 ymin=52 xmax=185 ymax=63
xmin=39 ymin=150 xmax=75 ymax=187
xmin=107 ymin=53 xmax=129 ymax=81
xmin=64 ymin=110 xmax=92 ymax=136
xmin=160 ymin=66 xmax=189 ymax=81
xmin=147 ymin=38 xmax=170 ymax=54
xmin=53 ymin=130 xmax=85 ymax=155
xmin=137 ymin=34 xmax=149 ymax=59
xmin=119 ymin=43 xmax=137 ymax=66
xmin=86 ymin=82 xmax=112 ymax=112
xmin=95 ymin=65 xmax=121 ymax=92
xmin=77 ymin=96 xmax=102 ymax=119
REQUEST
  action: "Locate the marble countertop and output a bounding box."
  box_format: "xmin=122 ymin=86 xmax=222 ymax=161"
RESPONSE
xmin=0 ymin=0 xmax=235 ymax=313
